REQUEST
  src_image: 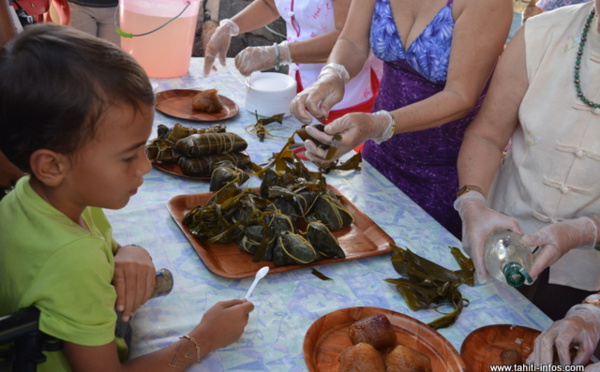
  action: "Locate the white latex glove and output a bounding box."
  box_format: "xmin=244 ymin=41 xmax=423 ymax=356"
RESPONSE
xmin=303 ymin=110 xmax=395 ymax=163
xmin=586 ymin=362 xmax=600 ymax=371
xmin=453 ymin=191 xmax=523 ymax=283
xmin=234 ymin=41 xmax=292 ymax=76
xmin=289 ymin=63 xmax=350 ymax=124
xmin=203 ymin=19 xmax=240 ymax=77
xmin=523 ymin=217 xmax=598 ymax=279
xmin=527 ymin=303 xmax=600 ymax=366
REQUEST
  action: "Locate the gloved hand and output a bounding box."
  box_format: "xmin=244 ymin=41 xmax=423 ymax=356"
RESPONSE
xmin=234 ymin=41 xmax=292 ymax=76
xmin=526 ymin=303 xmax=600 ymax=366
xmin=290 ymin=63 xmax=350 ymax=124
xmin=203 ymin=19 xmax=240 ymax=77
xmin=303 ymin=110 xmax=395 ymax=163
xmin=586 ymin=362 xmax=600 ymax=372
xmin=453 ymin=191 xmax=523 ymax=283
xmin=523 ymin=216 xmax=598 ymax=279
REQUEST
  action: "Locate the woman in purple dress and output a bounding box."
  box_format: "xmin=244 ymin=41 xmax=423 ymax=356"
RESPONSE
xmin=290 ymin=0 xmax=512 ymax=238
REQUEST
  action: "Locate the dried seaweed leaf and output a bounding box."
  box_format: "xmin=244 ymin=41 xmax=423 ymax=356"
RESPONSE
xmin=246 ymin=112 xmax=285 ymax=142
xmin=311 ymin=268 xmax=333 ymax=281
xmin=385 ymin=244 xmax=474 ymax=330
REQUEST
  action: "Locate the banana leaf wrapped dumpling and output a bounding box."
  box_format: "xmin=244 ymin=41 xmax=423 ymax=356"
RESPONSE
xmin=264 ymin=210 xmax=295 ymax=236
xmin=263 ymin=185 xmax=304 ymax=222
xmin=238 ymin=225 xmax=276 ymax=261
xmin=273 ymin=231 xmax=318 ymax=267
xmin=309 ymin=189 xmax=353 ymax=231
xmin=239 ymin=211 xmax=294 ymax=262
xmin=306 ymin=221 xmax=345 ymax=259
xmin=182 ymin=204 xmax=239 ymax=243
xmin=209 ymin=160 xmax=249 ymax=192
xmin=145 ymin=138 xmax=181 ymax=163
xmin=158 ymin=122 xmax=226 ymax=142
xmin=176 ymin=132 xmax=248 ymax=157
xmin=178 ymin=152 xmax=251 ymax=177
xmin=292 ymin=187 xmax=319 ymax=218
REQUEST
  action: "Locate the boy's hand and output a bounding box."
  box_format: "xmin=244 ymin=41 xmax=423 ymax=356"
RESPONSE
xmin=113 ymin=244 xmax=155 ymax=322
xmin=194 ymin=299 xmax=255 ymax=355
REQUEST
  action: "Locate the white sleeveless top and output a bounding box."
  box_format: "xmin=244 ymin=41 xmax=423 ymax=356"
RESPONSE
xmin=274 ymin=0 xmax=382 ymax=111
xmin=490 ymin=2 xmax=600 ymax=290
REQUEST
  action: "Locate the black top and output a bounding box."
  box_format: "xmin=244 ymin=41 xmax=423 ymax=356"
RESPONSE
xmin=68 ymin=0 xmax=118 ymax=8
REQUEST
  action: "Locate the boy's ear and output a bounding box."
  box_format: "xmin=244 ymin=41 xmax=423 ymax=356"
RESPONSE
xmin=29 ymin=149 xmax=67 ymax=187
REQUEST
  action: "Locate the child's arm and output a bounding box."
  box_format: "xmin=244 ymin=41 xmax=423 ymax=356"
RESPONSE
xmin=63 ymin=299 xmax=255 ymax=371
xmin=113 ymin=244 xmax=156 ymax=322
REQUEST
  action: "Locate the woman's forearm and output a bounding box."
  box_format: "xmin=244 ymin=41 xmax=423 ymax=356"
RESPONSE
xmin=327 ymin=0 xmax=375 ymax=78
xmin=229 ymin=0 xmax=281 ymax=35
xmin=288 ymin=31 xmax=341 ymax=64
xmin=457 ymin=131 xmax=505 ymax=196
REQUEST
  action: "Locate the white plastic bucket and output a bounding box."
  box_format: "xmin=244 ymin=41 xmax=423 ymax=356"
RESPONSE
xmin=245 ymin=72 xmax=297 ymax=117
xmin=119 ymin=0 xmax=200 ymax=78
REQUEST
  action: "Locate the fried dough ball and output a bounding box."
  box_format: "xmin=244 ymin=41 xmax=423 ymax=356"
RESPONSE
xmin=348 ymin=314 xmax=397 ymax=349
xmin=337 ymin=343 xmax=386 ymax=372
xmin=385 ymin=345 xmax=432 ymax=372
xmin=192 ymin=89 xmax=225 ymax=113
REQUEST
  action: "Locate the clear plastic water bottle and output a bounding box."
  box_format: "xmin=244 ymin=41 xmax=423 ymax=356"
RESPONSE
xmin=150 ymin=268 xmax=174 ymax=299
xmin=484 ymin=229 xmax=533 ymax=287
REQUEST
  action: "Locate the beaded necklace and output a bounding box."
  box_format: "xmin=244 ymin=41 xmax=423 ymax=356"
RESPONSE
xmin=574 ymin=9 xmax=600 ymax=110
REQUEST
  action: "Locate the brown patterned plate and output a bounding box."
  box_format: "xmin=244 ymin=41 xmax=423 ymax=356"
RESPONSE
xmin=155 ymin=89 xmax=239 ymax=121
xmin=166 ymin=185 xmax=394 ymax=279
xmin=153 ymin=161 xmax=209 ymax=180
xmin=303 ymin=307 xmax=466 ymax=372
xmin=460 ymin=324 xmax=541 ymax=372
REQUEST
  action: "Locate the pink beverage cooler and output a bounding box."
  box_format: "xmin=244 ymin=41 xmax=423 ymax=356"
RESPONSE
xmin=119 ymin=0 xmax=200 ymax=78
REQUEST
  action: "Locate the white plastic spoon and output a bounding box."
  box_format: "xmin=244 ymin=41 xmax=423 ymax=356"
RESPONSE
xmin=243 ymin=266 xmax=269 ymax=300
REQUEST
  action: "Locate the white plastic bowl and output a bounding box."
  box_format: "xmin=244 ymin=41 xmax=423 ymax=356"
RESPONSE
xmin=244 ymin=72 xmax=297 ymax=117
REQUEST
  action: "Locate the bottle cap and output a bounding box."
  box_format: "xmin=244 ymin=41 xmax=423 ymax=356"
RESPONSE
xmin=503 ymin=262 xmax=533 ymax=287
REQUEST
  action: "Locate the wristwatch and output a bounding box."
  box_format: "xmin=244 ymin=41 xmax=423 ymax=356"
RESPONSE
xmin=583 ymin=293 xmax=600 ymax=307
xmin=456 ymin=185 xmax=484 ymax=198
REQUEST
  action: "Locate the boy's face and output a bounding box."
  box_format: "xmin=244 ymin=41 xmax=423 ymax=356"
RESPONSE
xmin=63 ymin=103 xmax=154 ymax=211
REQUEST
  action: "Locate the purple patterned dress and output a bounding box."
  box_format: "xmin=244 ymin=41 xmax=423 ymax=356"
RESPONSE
xmin=363 ymin=0 xmax=488 ymax=238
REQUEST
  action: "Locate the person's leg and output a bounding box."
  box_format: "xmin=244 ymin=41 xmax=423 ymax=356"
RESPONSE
xmin=68 ymin=3 xmax=98 ymax=37
xmin=95 ymin=6 xmax=120 ymax=46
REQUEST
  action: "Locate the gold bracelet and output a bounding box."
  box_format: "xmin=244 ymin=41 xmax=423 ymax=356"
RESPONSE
xmin=583 ymin=293 xmax=600 ymax=307
xmin=389 ymin=114 xmax=397 ymax=135
xmin=180 ymin=335 xmax=201 ymax=362
xmin=456 ymin=184 xmax=484 ymax=198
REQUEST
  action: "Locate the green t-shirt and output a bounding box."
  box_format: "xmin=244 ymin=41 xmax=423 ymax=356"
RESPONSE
xmin=0 ymin=176 xmax=122 ymax=371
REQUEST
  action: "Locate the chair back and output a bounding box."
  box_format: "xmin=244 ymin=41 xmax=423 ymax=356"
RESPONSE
xmin=0 ymin=307 xmax=63 ymax=372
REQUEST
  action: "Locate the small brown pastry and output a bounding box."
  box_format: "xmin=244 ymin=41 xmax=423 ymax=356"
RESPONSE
xmin=337 ymin=343 xmax=386 ymax=372
xmin=348 ymin=314 xmax=397 ymax=349
xmin=192 ymin=89 xmax=225 ymax=113
xmin=385 ymin=345 xmax=432 ymax=372
xmin=500 ymin=349 xmax=523 ymax=365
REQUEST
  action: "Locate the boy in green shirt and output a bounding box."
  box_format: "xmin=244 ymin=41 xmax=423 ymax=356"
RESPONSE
xmin=0 ymin=23 xmax=253 ymax=371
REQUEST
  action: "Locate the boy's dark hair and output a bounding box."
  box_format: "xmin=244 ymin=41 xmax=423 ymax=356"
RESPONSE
xmin=0 ymin=23 xmax=155 ymax=172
